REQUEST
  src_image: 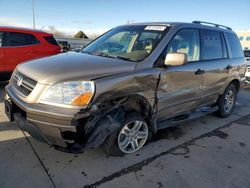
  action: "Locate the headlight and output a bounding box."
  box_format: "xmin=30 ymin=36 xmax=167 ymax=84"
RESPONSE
xmin=39 ymin=81 xmax=95 ymax=107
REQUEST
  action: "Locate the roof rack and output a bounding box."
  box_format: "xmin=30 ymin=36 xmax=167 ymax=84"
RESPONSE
xmin=192 ymin=21 xmax=232 ymax=30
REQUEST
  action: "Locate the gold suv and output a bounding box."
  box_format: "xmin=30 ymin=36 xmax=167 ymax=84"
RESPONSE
xmin=4 ymin=21 xmax=247 ymax=156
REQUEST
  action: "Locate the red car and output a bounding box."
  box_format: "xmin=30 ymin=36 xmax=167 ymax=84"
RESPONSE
xmin=0 ymin=27 xmax=61 ymax=80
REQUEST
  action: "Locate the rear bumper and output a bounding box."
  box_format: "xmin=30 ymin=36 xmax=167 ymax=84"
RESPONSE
xmin=5 ymin=85 xmax=80 ymax=148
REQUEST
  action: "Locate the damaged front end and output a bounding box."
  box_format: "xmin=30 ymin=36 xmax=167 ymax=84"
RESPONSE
xmin=62 ymin=71 xmax=162 ymax=153
xmin=55 ymin=71 xmax=162 ymax=153
xmin=58 ymin=99 xmax=127 ymax=153
xmin=5 ymin=68 xmax=161 ymax=154
xmin=60 ymin=94 xmax=156 ymax=153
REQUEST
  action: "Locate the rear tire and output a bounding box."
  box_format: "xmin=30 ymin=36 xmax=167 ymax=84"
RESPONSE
xmin=102 ymin=112 xmax=150 ymax=156
xmin=216 ymin=83 xmax=237 ymax=118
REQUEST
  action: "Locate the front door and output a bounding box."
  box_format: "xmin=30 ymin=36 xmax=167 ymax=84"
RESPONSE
xmin=156 ymin=29 xmax=203 ymax=122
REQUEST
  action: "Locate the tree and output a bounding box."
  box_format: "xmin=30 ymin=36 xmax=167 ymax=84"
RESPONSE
xmin=46 ymin=26 xmax=66 ymax=37
xmin=74 ymin=31 xmax=88 ymax=39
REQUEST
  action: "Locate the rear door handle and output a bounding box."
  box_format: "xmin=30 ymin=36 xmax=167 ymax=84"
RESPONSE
xmin=226 ymin=65 xmax=233 ymax=70
xmin=195 ymin=69 xmax=205 ymax=75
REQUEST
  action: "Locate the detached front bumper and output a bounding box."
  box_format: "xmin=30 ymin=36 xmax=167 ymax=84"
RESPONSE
xmin=4 ymin=85 xmax=81 ymax=149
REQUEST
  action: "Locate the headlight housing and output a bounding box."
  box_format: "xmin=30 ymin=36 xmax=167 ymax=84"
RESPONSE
xmin=39 ymin=81 xmax=95 ymax=107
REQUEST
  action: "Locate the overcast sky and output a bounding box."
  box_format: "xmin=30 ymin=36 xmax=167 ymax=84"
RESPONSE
xmin=0 ymin=0 xmax=249 ymax=35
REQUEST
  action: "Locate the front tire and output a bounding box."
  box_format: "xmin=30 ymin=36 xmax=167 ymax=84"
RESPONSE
xmin=102 ymin=113 xmax=150 ymax=156
xmin=216 ymin=83 xmax=237 ymax=118
xmin=63 ymin=47 xmax=69 ymax=53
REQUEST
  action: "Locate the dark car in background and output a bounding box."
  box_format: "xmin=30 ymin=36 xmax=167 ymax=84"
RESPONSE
xmin=4 ymin=21 xmax=247 ymax=156
xmin=0 ymin=27 xmax=61 ymax=80
xmin=57 ymin=40 xmax=71 ymax=52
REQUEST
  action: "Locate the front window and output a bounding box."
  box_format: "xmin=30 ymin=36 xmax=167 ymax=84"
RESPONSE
xmin=83 ymin=25 xmax=169 ymax=61
xmin=166 ymin=29 xmax=200 ymax=62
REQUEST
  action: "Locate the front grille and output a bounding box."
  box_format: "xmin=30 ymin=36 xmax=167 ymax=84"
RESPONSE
xmin=11 ymin=71 xmax=37 ymax=97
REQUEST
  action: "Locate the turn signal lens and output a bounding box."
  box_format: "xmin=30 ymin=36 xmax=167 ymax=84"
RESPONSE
xmin=72 ymin=92 xmax=94 ymax=106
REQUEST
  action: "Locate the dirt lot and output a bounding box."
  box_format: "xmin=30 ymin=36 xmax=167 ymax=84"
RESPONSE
xmin=1 ymin=82 xmax=250 ymax=188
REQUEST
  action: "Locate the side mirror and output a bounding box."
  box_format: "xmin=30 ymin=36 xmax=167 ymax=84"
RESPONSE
xmin=164 ymin=53 xmax=187 ymax=66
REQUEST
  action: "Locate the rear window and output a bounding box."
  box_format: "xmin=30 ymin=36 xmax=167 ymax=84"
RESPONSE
xmin=3 ymin=32 xmax=40 ymax=46
xmin=225 ymin=32 xmax=244 ymax=58
xmin=200 ymin=30 xmax=223 ymax=60
xmin=44 ymin=36 xmax=59 ymax=45
xmin=246 ymin=36 xmax=250 ymax=41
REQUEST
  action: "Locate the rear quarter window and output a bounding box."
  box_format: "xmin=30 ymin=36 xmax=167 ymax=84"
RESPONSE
xmin=0 ymin=32 xmax=3 ymax=47
xmin=44 ymin=36 xmax=59 ymax=45
xmin=225 ymin=32 xmax=244 ymax=58
xmin=3 ymin=32 xmax=40 ymax=47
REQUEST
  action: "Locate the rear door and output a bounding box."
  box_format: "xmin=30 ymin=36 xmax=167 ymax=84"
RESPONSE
xmin=0 ymin=31 xmax=5 ymax=72
xmin=157 ymin=29 xmax=203 ymax=122
xmin=198 ymin=29 xmax=230 ymax=105
xmin=4 ymin=32 xmax=40 ymax=71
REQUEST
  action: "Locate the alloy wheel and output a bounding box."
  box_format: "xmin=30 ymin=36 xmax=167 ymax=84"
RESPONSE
xmin=117 ymin=120 xmax=148 ymax=153
xmin=224 ymin=90 xmax=235 ymax=113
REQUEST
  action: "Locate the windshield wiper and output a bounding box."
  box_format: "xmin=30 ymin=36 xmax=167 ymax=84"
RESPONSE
xmin=114 ymin=55 xmax=139 ymax=62
xmin=86 ymin=51 xmax=117 ymax=59
xmin=83 ymin=51 xmax=139 ymax=62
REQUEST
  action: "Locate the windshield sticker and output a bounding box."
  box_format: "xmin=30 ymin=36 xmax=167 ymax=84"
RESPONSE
xmin=144 ymin=26 xmax=166 ymax=31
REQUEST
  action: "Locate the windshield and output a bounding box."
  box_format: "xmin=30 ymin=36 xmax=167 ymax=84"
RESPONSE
xmin=82 ymin=25 xmax=169 ymax=61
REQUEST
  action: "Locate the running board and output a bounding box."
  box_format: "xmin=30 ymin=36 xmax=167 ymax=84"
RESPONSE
xmin=157 ymin=106 xmax=219 ymax=130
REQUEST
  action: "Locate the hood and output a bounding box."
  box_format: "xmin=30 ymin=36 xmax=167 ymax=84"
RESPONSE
xmin=18 ymin=52 xmax=136 ymax=85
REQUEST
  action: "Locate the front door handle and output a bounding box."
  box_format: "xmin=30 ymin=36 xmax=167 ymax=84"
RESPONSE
xmin=195 ymin=69 xmax=205 ymax=75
